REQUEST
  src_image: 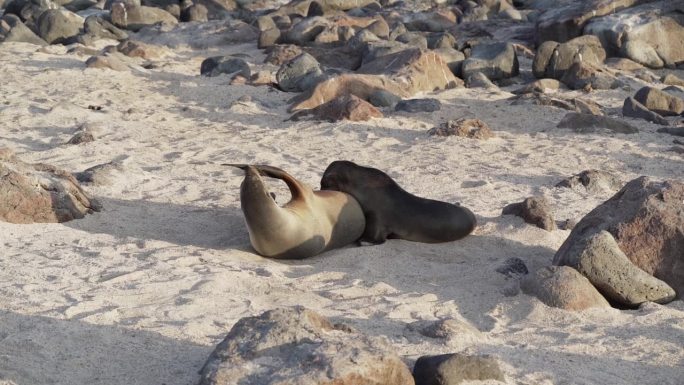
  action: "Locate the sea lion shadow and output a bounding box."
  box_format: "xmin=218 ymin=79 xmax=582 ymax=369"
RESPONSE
xmin=64 ymin=197 xmax=250 ymax=249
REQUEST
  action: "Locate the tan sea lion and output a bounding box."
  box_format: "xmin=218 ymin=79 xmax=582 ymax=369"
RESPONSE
xmin=320 ymin=160 xmax=477 ymax=244
xmin=227 ymin=164 xmax=366 ymax=259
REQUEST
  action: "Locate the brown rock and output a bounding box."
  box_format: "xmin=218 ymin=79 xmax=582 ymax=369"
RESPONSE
xmin=428 ymin=118 xmax=494 ymax=140
xmin=502 ymin=196 xmax=556 ymax=231
xmin=264 ymin=44 xmax=304 ymax=66
xmin=521 ymin=266 xmax=611 ymax=310
xmin=559 ymin=61 xmax=619 ymax=90
xmin=533 ymin=35 xmax=607 ymax=79
xmin=556 ymin=169 xmax=623 ymax=193
xmin=198 ymin=306 xmax=414 ymax=385
xmin=634 ymin=86 xmax=684 ymax=116
xmin=0 ymin=150 xmax=101 ymax=223
xmin=553 ymin=176 xmax=684 ymax=298
xmin=413 ymin=353 xmax=505 ymax=385
xmin=662 ymin=73 xmax=684 ymax=87
xmin=292 ymin=94 xmax=382 ymax=122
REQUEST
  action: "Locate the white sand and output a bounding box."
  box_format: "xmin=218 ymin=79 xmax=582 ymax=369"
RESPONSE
xmin=0 ymin=23 xmax=683 ymax=385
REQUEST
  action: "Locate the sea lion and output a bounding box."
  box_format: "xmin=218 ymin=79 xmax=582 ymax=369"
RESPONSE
xmin=320 ymin=160 xmax=477 ymax=244
xmin=227 ymin=164 xmax=366 ymax=259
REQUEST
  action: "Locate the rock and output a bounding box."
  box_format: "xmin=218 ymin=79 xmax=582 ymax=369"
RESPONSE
xmin=358 ymin=48 xmax=463 ymax=93
xmin=623 ymin=97 xmax=670 ymax=125
xmin=368 ymin=89 xmax=401 ymax=108
xmin=0 ymin=150 xmax=100 ymax=223
xmin=258 ymin=27 xmax=281 ymax=48
xmin=249 ymin=70 xmax=274 ymax=86
xmin=36 ymin=8 xmax=83 ymax=45
xmin=180 ymin=4 xmax=208 ymax=22
xmin=85 ymin=54 xmax=128 ymax=71
xmin=285 ymin=16 xmax=331 ymax=45
xmin=584 ymin=1 xmax=684 ymax=69
xmin=559 ymin=61 xmax=619 ymax=90
xmin=532 ymin=35 xmax=607 ymax=79
xmin=201 ymin=56 xmax=250 ymax=78
xmin=510 ymin=93 xmax=603 ymax=115
xmin=276 ymin=52 xmax=324 ymax=92
xmin=404 ymin=10 xmax=457 ymax=32
xmin=110 ymin=3 xmax=178 ymax=32
xmin=66 ymin=131 xmax=94 ymax=145
xmin=303 ymin=45 xmax=360 ymax=71
xmin=361 ymin=40 xmax=409 ymax=65
xmin=658 ymin=126 xmax=684 ymax=137
xmin=663 ymin=73 xmax=684 ymax=87
xmin=513 ymin=78 xmax=561 ymax=94
xmin=428 ymin=118 xmax=494 ymax=140
xmin=554 ymin=231 xmax=676 ymax=305
xmin=495 ymin=257 xmax=529 ymax=278
xmin=535 ymin=0 xmax=642 ymax=44
xmin=265 ymin=44 xmax=303 ymax=66
xmin=634 ymin=86 xmax=684 ymax=116
xmin=347 ymin=29 xmax=382 ymax=53
xmin=395 ymin=98 xmax=441 ymax=113
xmin=293 ymin=49 xmax=461 ymax=111
xmin=364 ymin=18 xmax=389 ymax=39
xmin=461 ymin=42 xmax=519 ymax=81
xmin=395 ymin=32 xmax=428 ymax=49
xmin=413 ymin=318 xmax=484 ymax=343
xmin=73 ymin=159 xmax=125 ymax=185
xmin=605 ymin=57 xmax=645 ymax=72
xmin=554 ymin=176 xmax=684 ymax=299
xmin=432 ymin=47 xmax=465 ymax=76
xmin=0 ymin=14 xmax=48 ymax=46
xmin=295 ymin=93 xmax=383 ymax=122
xmin=465 ymin=72 xmax=498 ymax=89
xmin=502 ymin=196 xmax=555 ymax=231
xmin=413 ymin=353 xmax=505 ymax=385
xmin=193 ymin=0 xmax=236 ymax=18
xmin=117 ymin=39 xmax=164 ymax=60
xmin=83 ymin=15 xmax=128 ymax=41
xmin=556 ymin=170 xmax=623 ymax=193
xmin=557 ymin=112 xmax=638 ymax=134
xmin=521 ymin=266 xmax=611 ymax=310
xmin=427 ymin=32 xmax=456 ymax=49
xmin=198 ymin=307 xmax=414 ymax=385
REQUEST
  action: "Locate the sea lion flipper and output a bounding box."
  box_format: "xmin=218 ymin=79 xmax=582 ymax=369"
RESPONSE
xmin=224 ymin=163 xmax=311 ymax=202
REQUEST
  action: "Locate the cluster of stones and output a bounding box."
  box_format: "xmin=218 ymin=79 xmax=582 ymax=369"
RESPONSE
xmin=199 ymin=306 xmax=507 ymax=385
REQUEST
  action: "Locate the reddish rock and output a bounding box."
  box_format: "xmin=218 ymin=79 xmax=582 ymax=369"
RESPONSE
xmin=502 ymin=196 xmax=556 ymax=231
xmin=553 ymin=176 xmax=684 ymax=298
xmin=521 ymin=266 xmax=611 ymax=310
xmin=0 ymin=149 xmax=100 ymax=223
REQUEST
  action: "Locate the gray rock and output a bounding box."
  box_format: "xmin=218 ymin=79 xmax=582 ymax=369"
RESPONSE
xmin=557 ymin=112 xmax=638 ymax=134
xmin=427 ymin=32 xmax=456 ymax=49
xmin=347 ymin=29 xmax=381 ymax=53
xmin=84 ymin=15 xmax=128 ymax=41
xmin=110 ymin=3 xmax=178 ymax=32
xmin=553 ymin=231 xmax=675 ymax=306
xmin=361 ymin=40 xmax=408 ymax=65
xmin=634 ymin=86 xmax=684 ymax=116
xmin=276 ymin=52 xmax=324 ymax=92
xmin=395 ymin=98 xmax=441 ymax=113
xmin=0 ymin=14 xmax=48 ymax=45
xmin=462 ymin=42 xmax=519 ymax=81
xmin=201 ymin=56 xmax=251 ymax=78
xmin=513 ymin=78 xmax=562 ymax=94
xmin=559 ymin=61 xmax=619 ymax=90
xmin=502 ymin=196 xmax=556 ymax=231
xmin=532 ymin=35 xmax=606 ymax=79
xmin=404 ymin=11 xmax=456 ymax=32
xmin=584 ymin=1 xmax=684 ymax=69
xmin=658 ymin=126 xmax=684 ymax=137
xmin=465 ymin=72 xmax=498 ymax=89
xmin=623 ymin=97 xmax=670 ymax=125
xmin=556 ymin=169 xmax=623 ymax=194
xmin=395 ymin=32 xmax=428 ymax=49
xmin=432 ymin=47 xmax=465 ymax=76
xmin=198 ymin=307 xmax=414 ymax=385
xmin=413 ymin=353 xmax=505 ymax=385
xmin=521 ymin=266 xmax=611 ymax=310
xmin=36 ymin=8 xmax=83 ymax=45
xmin=0 ymin=149 xmax=100 ymax=223
xmin=285 ymin=16 xmax=331 ymax=45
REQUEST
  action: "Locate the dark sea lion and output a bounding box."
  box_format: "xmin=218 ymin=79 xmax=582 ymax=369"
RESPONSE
xmin=227 ymin=164 xmax=366 ymax=259
xmin=320 ymin=160 xmax=477 ymax=244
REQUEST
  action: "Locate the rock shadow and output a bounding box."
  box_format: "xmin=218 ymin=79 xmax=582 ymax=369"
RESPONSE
xmin=63 ymin=197 xmax=250 ymax=249
xmin=0 ymin=310 xmax=210 ymax=385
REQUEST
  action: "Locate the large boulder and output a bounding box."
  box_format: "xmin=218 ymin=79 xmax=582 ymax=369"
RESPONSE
xmin=559 ymin=61 xmax=619 ymax=90
xmin=36 ymin=8 xmax=83 ymax=44
xmin=521 ymin=266 xmax=611 ymax=310
xmin=461 ymin=42 xmax=519 ymax=81
xmin=0 ymin=14 xmax=48 ymax=45
xmin=83 ymin=15 xmax=128 ymax=41
xmin=276 ymin=52 xmax=324 ymax=92
xmin=198 ymin=307 xmax=414 ymax=385
xmin=633 ymin=86 xmax=684 ymax=116
xmin=584 ymin=0 xmax=684 ymax=68
xmin=535 ymin=0 xmax=643 ymax=44
xmin=532 ymin=35 xmax=606 ymax=79
xmin=110 ymin=2 xmax=178 ymax=32
xmin=622 ymin=97 xmax=669 ymax=125
xmin=554 ymin=176 xmax=684 ymax=300
xmin=0 ymin=149 xmax=100 ymax=223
